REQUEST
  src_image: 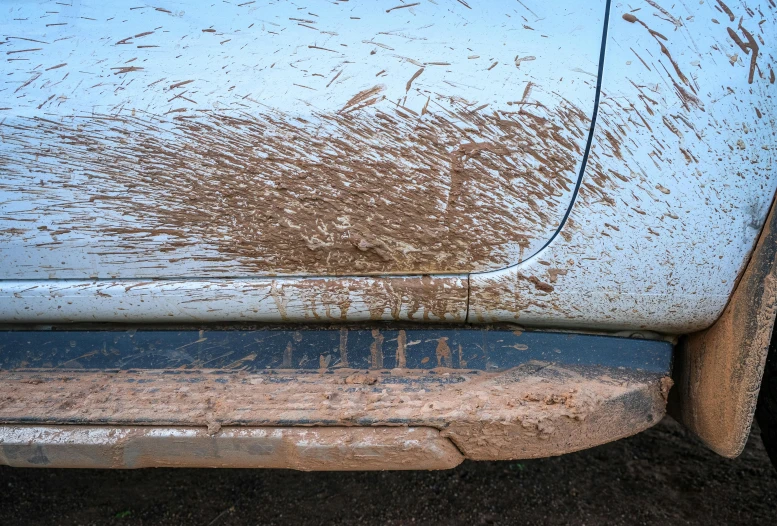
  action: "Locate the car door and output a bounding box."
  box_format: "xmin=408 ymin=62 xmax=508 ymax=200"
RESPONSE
xmin=0 ymin=0 xmax=606 ymax=321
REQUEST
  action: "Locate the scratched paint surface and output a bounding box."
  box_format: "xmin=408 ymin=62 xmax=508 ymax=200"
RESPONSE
xmin=0 ymin=0 xmax=605 ymax=278
xmin=470 ymin=0 xmax=777 ymax=332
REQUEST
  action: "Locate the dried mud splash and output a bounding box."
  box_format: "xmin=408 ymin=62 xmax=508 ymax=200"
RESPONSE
xmin=1 ymin=93 xmax=589 ymax=274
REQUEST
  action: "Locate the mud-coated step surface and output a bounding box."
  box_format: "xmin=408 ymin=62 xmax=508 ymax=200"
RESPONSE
xmin=0 ymin=364 xmax=671 ymax=462
xmin=0 ymin=328 xmax=673 ymax=462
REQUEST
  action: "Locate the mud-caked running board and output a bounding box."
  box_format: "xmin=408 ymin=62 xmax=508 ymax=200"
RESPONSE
xmin=0 ymin=328 xmax=672 ymax=468
xmin=0 ymin=426 xmax=465 ymax=470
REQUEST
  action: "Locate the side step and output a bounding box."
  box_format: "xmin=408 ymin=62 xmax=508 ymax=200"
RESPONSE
xmin=0 ymin=328 xmax=673 ymax=468
xmin=0 ymin=426 xmax=463 ymax=470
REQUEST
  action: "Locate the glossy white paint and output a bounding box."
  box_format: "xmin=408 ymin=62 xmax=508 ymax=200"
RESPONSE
xmin=1 ymin=1 xmax=775 ymax=333
xmin=0 ymin=0 xmax=605 ymax=276
xmin=470 ymin=0 xmax=777 ymax=332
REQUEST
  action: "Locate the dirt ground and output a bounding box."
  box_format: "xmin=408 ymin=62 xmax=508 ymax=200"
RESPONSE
xmin=0 ymin=417 xmax=775 ymax=525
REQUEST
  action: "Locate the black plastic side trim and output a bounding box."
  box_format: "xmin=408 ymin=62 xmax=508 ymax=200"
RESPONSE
xmin=0 ymin=328 xmax=672 ymax=374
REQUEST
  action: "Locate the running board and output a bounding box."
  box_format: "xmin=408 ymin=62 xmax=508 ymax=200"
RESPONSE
xmin=0 ymin=426 xmax=464 ymax=470
xmin=0 ymin=328 xmax=673 ymax=468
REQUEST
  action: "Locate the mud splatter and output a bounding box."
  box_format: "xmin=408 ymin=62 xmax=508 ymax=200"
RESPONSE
xmin=469 ymin=2 xmax=776 ymax=331
xmin=727 ymin=23 xmax=760 ymax=84
xmin=716 ymin=0 xmax=736 ymax=22
xmin=1 ymin=92 xmax=590 ymax=275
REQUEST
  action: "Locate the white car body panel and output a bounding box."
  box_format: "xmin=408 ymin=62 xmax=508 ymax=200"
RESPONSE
xmin=0 ymin=0 xmax=775 ymax=333
xmin=0 ymin=0 xmax=604 ymax=277
xmin=470 ymin=0 xmax=777 ymax=332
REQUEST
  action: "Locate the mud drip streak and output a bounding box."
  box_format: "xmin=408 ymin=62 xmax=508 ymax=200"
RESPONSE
xmin=477 ymin=0 xmax=613 ymax=273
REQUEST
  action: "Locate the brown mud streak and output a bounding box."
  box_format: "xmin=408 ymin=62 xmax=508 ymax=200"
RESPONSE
xmin=0 ymin=93 xmax=589 ymax=275
xmin=622 ymin=13 xmax=688 ymax=84
xmin=726 ymin=23 xmax=760 ymax=84
xmin=716 ymin=0 xmax=736 ymax=22
xmin=435 ymin=337 xmax=453 ymax=368
xmin=369 ymin=329 xmax=384 ymax=369
xmin=340 ymin=85 xmax=385 ymax=113
xmin=396 ymin=329 xmax=407 ymax=368
xmin=270 ymin=276 xmax=467 ymax=322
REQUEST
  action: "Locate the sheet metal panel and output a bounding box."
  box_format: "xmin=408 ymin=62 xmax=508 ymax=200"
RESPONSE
xmin=0 ymin=0 xmax=605 ymax=277
xmin=469 ymin=0 xmax=777 ymax=332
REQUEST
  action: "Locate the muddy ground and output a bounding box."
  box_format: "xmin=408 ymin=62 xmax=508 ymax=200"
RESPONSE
xmin=0 ymin=417 xmax=775 ymax=525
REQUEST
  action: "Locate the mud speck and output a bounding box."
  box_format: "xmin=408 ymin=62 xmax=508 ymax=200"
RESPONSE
xmin=343 ymin=372 xmax=378 ymax=385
